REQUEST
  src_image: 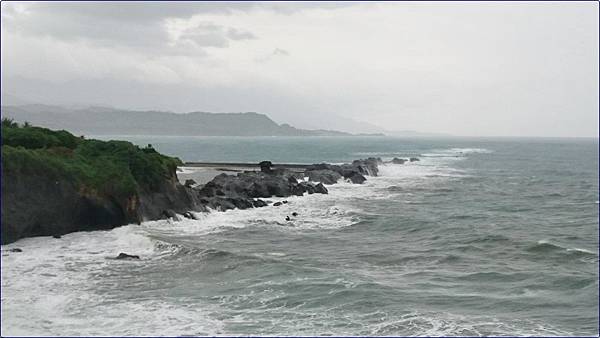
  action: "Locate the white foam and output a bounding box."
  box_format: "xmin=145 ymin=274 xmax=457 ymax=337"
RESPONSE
xmin=1 ymin=145 xmax=487 ymax=335
xmin=177 ymin=166 xmax=202 ymax=174
xmin=422 ymin=147 xmax=493 ymax=158
xmin=566 ymin=247 xmax=597 ymax=255
xmin=1 ymin=226 xmax=227 ymax=336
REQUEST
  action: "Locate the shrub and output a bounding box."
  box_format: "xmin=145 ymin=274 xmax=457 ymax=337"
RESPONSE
xmin=1 ymin=124 xmax=184 ymax=199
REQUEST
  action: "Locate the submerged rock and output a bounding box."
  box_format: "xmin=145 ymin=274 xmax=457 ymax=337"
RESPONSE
xmin=391 ymin=157 xmax=407 ymax=164
xmin=410 ymin=157 xmax=420 ymax=162
xmin=8 ymin=248 xmax=22 ymax=253
xmin=273 ymin=202 xmax=283 ymax=207
xmin=115 ymin=253 xmax=140 ymax=260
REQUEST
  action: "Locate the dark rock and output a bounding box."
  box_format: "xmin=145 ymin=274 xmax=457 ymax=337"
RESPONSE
xmin=410 ymin=157 xmax=420 ymax=162
xmin=162 ymin=209 xmax=180 ymax=221
xmin=52 ymin=234 xmax=62 ymax=239
xmin=306 ymin=169 xmax=341 ymax=184
xmin=8 ymin=248 xmax=22 ymax=253
xmin=314 ymin=183 xmax=328 ymax=194
xmin=285 ymin=216 xmax=291 ymax=221
xmin=259 ymin=161 xmax=273 ymax=173
xmin=391 ymin=157 xmax=406 ymax=164
xmin=282 ymin=200 xmax=288 ymax=204
xmin=252 ymin=199 xmax=268 ymax=208
xmin=182 ymin=212 xmax=197 ymax=220
xmin=228 ymin=197 xmax=254 ymax=210
xmin=184 ymin=179 xmax=197 ymax=187
xmin=290 ymin=184 xmax=306 ymax=196
xmin=299 ymin=182 xmax=316 ymax=194
xmin=292 ymin=212 xmax=298 ymax=217
xmin=115 ymin=252 xmax=140 ymax=260
xmin=273 ymin=202 xmax=283 ymax=207
xmin=346 ymin=172 xmax=367 ymax=184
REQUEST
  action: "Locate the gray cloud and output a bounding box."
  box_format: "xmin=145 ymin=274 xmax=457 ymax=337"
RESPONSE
xmin=1 ymin=2 xmax=262 ymax=55
xmin=1 ymin=2 xmax=598 ymax=137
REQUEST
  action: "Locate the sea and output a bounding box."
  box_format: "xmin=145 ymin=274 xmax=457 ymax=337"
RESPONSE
xmin=1 ymin=136 xmax=598 ymax=336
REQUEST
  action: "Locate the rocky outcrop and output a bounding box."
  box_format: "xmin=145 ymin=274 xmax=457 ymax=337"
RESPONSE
xmin=1 ymin=157 xmax=381 ymax=244
xmin=0 ymin=166 xmax=206 ymax=244
xmin=304 ymin=157 xmax=381 ymax=185
xmin=391 ymin=157 xmax=407 ymax=164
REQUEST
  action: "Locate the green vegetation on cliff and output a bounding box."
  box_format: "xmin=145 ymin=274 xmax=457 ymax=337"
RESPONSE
xmin=1 ymin=118 xmax=183 ymax=199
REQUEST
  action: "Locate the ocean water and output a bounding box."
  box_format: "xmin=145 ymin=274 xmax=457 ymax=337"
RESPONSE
xmin=1 ymin=136 xmax=598 ymax=336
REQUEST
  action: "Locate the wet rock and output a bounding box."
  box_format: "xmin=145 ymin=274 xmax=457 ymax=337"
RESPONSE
xmin=282 ymin=200 xmax=288 ymax=204
xmin=299 ymin=182 xmax=316 ymax=194
xmin=182 ymin=212 xmax=197 ymax=220
xmin=292 ymin=212 xmax=298 ymax=217
xmin=285 ymin=216 xmax=291 ymax=221
xmin=8 ymin=248 xmax=22 ymax=253
xmin=391 ymin=157 xmax=406 ymax=164
xmin=306 ymin=169 xmax=342 ymax=185
xmin=184 ymin=179 xmax=197 ymax=187
xmin=252 ymin=199 xmax=268 ymax=208
xmin=259 ymin=161 xmax=273 ymax=173
xmin=346 ymin=172 xmax=367 ymax=184
xmin=115 ymin=253 xmax=140 ymax=260
xmin=410 ymin=157 xmax=420 ymax=162
xmin=273 ymin=202 xmax=283 ymax=207
xmin=52 ymin=234 xmax=62 ymax=239
xmin=314 ymin=183 xmax=328 ymax=194
xmin=162 ymin=209 xmax=181 ymax=221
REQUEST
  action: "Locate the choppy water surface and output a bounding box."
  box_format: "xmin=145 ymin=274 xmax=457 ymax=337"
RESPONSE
xmin=2 ymin=136 xmax=598 ymax=336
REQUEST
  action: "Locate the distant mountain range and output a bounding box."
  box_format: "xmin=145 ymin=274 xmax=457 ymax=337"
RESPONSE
xmin=1 ymin=104 xmax=363 ymax=137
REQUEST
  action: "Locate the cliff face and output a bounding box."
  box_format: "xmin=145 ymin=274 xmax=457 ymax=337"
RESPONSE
xmin=0 ymin=165 xmax=203 ymax=244
xmin=0 ymin=121 xmax=206 ymax=244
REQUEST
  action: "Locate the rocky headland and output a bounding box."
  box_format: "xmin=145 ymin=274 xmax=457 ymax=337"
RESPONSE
xmin=1 ymin=120 xmax=391 ymax=244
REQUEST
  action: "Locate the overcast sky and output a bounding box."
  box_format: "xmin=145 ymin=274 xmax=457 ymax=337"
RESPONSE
xmin=1 ymin=1 xmax=598 ymax=136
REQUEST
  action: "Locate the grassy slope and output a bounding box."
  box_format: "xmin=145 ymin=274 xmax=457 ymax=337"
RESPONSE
xmin=1 ymin=119 xmax=182 ymax=200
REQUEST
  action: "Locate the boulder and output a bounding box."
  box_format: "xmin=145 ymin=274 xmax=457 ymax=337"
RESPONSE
xmin=182 ymin=212 xmax=197 ymax=220
xmin=252 ymin=199 xmax=268 ymax=208
xmin=292 ymin=212 xmax=298 ymax=217
xmin=259 ymin=161 xmax=273 ymax=173
xmin=410 ymin=157 xmax=420 ymax=162
xmin=299 ymin=182 xmax=316 ymax=194
xmin=346 ymin=172 xmax=367 ymax=184
xmin=184 ymin=179 xmax=197 ymax=187
xmin=273 ymin=201 xmax=283 ymax=207
xmin=162 ymin=209 xmax=180 ymax=221
xmin=306 ymin=169 xmax=341 ymax=184
xmin=391 ymin=157 xmax=406 ymax=164
xmin=314 ymin=183 xmax=328 ymax=194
